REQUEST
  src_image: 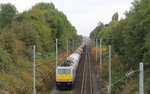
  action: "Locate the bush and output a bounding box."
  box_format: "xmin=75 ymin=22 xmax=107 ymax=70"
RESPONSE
xmin=0 ymin=48 xmax=11 ymax=71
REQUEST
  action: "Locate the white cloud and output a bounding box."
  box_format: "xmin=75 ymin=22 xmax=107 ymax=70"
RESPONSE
xmin=0 ymin=0 xmax=133 ymax=36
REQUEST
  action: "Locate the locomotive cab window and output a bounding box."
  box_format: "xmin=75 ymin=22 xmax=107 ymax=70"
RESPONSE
xmin=58 ymin=69 xmax=64 ymax=74
xmin=58 ymin=69 xmax=71 ymax=74
xmin=65 ymin=69 xmax=71 ymax=74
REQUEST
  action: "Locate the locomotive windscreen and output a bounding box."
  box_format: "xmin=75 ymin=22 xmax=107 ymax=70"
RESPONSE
xmin=58 ymin=69 xmax=71 ymax=74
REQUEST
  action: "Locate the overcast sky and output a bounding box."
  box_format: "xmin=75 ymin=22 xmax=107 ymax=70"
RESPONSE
xmin=0 ymin=0 xmax=133 ymax=36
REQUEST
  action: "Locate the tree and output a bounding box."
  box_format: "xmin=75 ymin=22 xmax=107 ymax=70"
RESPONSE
xmin=112 ymin=12 xmax=119 ymax=21
xmin=10 ymin=20 xmax=38 ymax=47
xmin=33 ymin=3 xmax=79 ymax=51
xmin=123 ymin=0 xmax=150 ymax=68
xmin=0 ymin=3 xmax=17 ymax=29
xmin=90 ymin=22 xmax=104 ymax=39
xmin=90 ymin=0 xmax=150 ymax=93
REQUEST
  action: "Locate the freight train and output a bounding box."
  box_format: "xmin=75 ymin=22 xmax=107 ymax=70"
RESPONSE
xmin=56 ymin=42 xmax=86 ymax=89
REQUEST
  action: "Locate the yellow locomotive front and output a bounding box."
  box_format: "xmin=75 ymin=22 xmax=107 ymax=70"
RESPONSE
xmin=56 ymin=67 xmax=73 ymax=88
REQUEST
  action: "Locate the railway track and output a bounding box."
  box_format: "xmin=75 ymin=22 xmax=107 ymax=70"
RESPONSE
xmin=81 ymin=43 xmax=93 ymax=94
xmin=49 ymin=42 xmax=100 ymax=94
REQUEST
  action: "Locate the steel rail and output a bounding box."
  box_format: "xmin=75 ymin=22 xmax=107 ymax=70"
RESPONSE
xmin=81 ymin=46 xmax=87 ymax=94
xmin=89 ymin=51 xmax=93 ymax=94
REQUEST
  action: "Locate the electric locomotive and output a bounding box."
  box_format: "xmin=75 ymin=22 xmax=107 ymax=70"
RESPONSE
xmin=56 ymin=43 xmax=85 ymax=88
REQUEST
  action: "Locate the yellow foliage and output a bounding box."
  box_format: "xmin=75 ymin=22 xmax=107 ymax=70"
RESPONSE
xmin=92 ymin=46 xmax=107 ymax=54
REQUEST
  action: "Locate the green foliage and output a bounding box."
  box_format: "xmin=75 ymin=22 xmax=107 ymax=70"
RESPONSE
xmin=0 ymin=2 xmax=82 ymax=93
xmin=144 ymin=31 xmax=150 ymax=68
xmin=33 ymin=3 xmax=79 ymax=51
xmin=123 ymin=0 xmax=150 ymax=68
xmin=33 ymin=3 xmax=55 ymax=10
xmin=1 ymin=31 xmax=17 ymax=54
xmin=10 ymin=20 xmax=38 ymax=47
xmin=111 ymin=20 xmax=126 ymax=54
xmin=0 ymin=48 xmax=11 ymax=71
xmin=0 ymin=3 xmax=17 ymax=29
xmin=90 ymin=0 xmax=150 ymax=93
xmin=112 ymin=12 xmax=119 ymax=21
xmin=19 ymin=8 xmax=52 ymax=52
xmin=90 ymin=22 xmax=104 ymax=39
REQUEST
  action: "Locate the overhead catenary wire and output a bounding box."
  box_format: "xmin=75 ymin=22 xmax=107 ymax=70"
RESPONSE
xmin=0 ymin=88 xmax=9 ymax=94
xmin=96 ymin=70 xmax=139 ymax=94
xmin=31 ymin=39 xmax=81 ymax=93
xmin=1 ymin=6 xmax=82 ymax=91
xmin=95 ymin=42 xmax=140 ymax=93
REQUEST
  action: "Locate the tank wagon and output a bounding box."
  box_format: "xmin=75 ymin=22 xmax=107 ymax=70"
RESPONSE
xmin=56 ymin=42 xmax=86 ymax=88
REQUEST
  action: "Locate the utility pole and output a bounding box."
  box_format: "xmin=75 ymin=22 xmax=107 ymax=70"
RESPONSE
xmin=139 ymin=62 xmax=144 ymax=94
xmin=77 ymin=39 xmax=79 ymax=46
xmin=33 ymin=45 xmax=36 ymax=94
xmin=67 ymin=39 xmax=68 ymax=57
xmin=56 ymin=39 xmax=58 ymax=68
xmin=108 ymin=45 xmax=111 ymax=94
xmin=100 ymin=39 xmax=102 ymax=73
xmin=96 ymin=39 xmax=97 ymax=63
xmin=56 ymin=39 xmax=58 ymax=83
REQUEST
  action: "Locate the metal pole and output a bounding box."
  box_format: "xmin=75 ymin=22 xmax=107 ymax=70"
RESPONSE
xmin=78 ymin=39 xmax=79 ymax=46
xmin=96 ymin=39 xmax=97 ymax=63
xmin=56 ymin=39 xmax=58 ymax=68
xmin=109 ymin=45 xmax=111 ymax=94
xmin=100 ymin=39 xmax=102 ymax=73
xmin=139 ymin=62 xmax=144 ymax=94
xmin=33 ymin=45 xmax=36 ymax=94
xmin=67 ymin=39 xmax=68 ymax=57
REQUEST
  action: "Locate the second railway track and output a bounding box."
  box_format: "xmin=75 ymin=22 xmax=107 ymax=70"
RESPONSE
xmin=81 ymin=43 xmax=93 ymax=94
